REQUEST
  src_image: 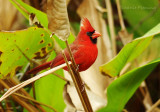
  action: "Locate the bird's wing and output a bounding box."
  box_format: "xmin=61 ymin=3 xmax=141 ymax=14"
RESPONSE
xmin=50 ymin=44 xmax=81 ymax=68
xmin=27 ymin=61 xmax=52 ymax=74
xmin=27 ymin=44 xmax=85 ymax=74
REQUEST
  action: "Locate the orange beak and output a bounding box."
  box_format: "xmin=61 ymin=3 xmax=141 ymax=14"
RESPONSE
xmin=92 ymin=31 xmax=101 ymax=39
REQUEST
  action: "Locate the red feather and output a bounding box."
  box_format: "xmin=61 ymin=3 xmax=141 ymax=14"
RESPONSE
xmin=27 ymin=18 xmax=101 ymax=74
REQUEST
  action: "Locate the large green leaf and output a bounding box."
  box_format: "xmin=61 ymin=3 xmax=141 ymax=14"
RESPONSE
xmin=33 ymin=34 xmax=75 ymax=112
xmin=9 ymin=0 xmax=75 ymax=50
xmin=100 ymin=23 xmax=160 ymax=77
xmin=35 ymin=71 xmax=66 ymax=112
xmin=0 ymin=27 xmax=53 ymax=79
xmin=135 ymin=37 xmax=160 ymax=65
xmin=8 ymin=1 xmax=75 ymax=111
xmin=121 ymin=0 xmax=160 ymax=35
xmin=9 ymin=0 xmax=48 ymax=28
xmin=98 ymin=58 xmax=160 ymax=112
xmin=35 ymin=55 xmax=66 ymax=112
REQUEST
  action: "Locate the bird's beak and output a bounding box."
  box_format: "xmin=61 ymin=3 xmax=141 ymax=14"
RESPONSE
xmin=92 ymin=31 xmax=101 ymax=39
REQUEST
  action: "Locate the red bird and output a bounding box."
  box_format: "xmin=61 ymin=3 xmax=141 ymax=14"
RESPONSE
xmin=28 ymin=18 xmax=101 ymax=74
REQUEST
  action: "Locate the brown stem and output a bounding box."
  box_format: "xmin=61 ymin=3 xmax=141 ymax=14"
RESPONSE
xmin=13 ymin=93 xmax=57 ymax=112
xmin=32 ymin=82 xmax=36 ymax=99
xmin=64 ymin=40 xmax=93 ymax=112
xmin=62 ymin=51 xmax=88 ymax=110
xmin=5 ymin=99 xmax=10 ymax=111
xmin=9 ymin=78 xmax=46 ymax=112
xmin=0 ymin=79 xmax=39 ymax=112
xmin=52 ymin=72 xmax=69 ymax=82
xmin=139 ymin=82 xmax=153 ymax=110
xmin=0 ymin=101 xmax=4 ymax=112
xmin=116 ymin=0 xmax=126 ymax=30
xmin=106 ymin=0 xmax=117 ymax=56
xmin=0 ymin=63 xmax=69 ymax=102
xmin=147 ymin=99 xmax=160 ymax=112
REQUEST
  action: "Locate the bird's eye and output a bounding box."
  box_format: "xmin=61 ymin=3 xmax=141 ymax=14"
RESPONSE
xmin=87 ymin=30 xmax=95 ymax=36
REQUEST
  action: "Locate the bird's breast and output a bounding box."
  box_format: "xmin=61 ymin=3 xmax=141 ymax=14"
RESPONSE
xmin=75 ymin=44 xmax=98 ymax=71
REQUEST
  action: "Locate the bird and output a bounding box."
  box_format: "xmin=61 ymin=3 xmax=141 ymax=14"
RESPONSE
xmin=27 ymin=18 xmax=101 ymax=74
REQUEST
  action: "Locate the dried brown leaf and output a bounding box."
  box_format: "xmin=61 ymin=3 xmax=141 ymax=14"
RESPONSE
xmin=118 ymin=29 xmax=133 ymax=45
xmin=106 ymin=0 xmax=117 ymax=56
xmin=63 ymin=84 xmax=76 ymax=112
xmin=47 ymin=0 xmax=70 ymax=41
xmin=116 ymin=0 xmax=133 ymax=45
xmin=64 ymin=82 xmax=107 ymax=111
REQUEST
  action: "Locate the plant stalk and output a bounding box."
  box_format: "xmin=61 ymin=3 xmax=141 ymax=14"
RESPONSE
xmin=64 ymin=40 xmax=93 ymax=112
xmin=0 ymin=63 xmax=70 ymax=102
xmin=106 ymin=0 xmax=117 ymax=56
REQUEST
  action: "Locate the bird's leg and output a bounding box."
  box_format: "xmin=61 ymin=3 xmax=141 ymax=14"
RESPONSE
xmin=81 ymin=81 xmax=85 ymax=93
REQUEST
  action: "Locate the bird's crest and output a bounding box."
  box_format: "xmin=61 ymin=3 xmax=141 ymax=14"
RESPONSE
xmin=80 ymin=18 xmax=94 ymax=32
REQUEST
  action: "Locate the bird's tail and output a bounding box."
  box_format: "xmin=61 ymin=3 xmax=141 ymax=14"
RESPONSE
xmin=27 ymin=61 xmax=52 ymax=74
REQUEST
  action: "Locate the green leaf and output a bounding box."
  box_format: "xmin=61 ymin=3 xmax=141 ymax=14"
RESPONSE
xmin=135 ymin=37 xmax=160 ymax=65
xmin=33 ymin=33 xmax=75 ymax=112
xmin=9 ymin=0 xmax=48 ymax=28
xmin=98 ymin=58 xmax=160 ymax=112
xmin=100 ymin=23 xmax=160 ymax=77
xmin=33 ymin=51 xmax=66 ymax=112
xmin=35 ymin=72 xmax=66 ymax=112
xmin=0 ymin=27 xmax=53 ymax=79
xmin=121 ymin=0 xmax=160 ymax=35
xmin=8 ymin=1 xmax=75 ymax=111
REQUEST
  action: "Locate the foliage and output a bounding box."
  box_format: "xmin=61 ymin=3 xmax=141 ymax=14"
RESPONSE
xmin=99 ymin=58 xmax=160 ymax=112
xmin=0 ymin=27 xmax=53 ymax=79
xmin=0 ymin=0 xmax=159 ymax=112
xmin=100 ymin=23 xmax=160 ymax=77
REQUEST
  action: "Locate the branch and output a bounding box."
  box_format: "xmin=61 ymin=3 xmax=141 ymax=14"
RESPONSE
xmin=0 ymin=62 xmax=71 ymax=102
xmin=116 ymin=0 xmax=125 ymax=30
xmin=147 ymin=99 xmax=160 ymax=112
xmin=64 ymin=40 xmax=93 ymax=112
xmin=116 ymin=0 xmax=133 ymax=45
xmin=106 ymin=0 xmax=117 ymax=56
xmin=13 ymin=93 xmax=57 ymax=112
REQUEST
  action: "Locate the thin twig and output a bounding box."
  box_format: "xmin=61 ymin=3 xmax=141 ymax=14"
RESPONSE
xmin=147 ymin=99 xmax=160 ymax=112
xmin=64 ymin=40 xmax=93 ymax=112
xmin=62 ymin=51 xmax=88 ymax=111
xmin=0 ymin=63 xmax=70 ymax=102
xmin=9 ymin=78 xmax=46 ymax=112
xmin=0 ymin=102 xmax=4 ymax=112
xmin=120 ymin=63 xmax=131 ymax=76
xmin=0 ymin=79 xmax=39 ymax=112
xmin=13 ymin=93 xmax=57 ymax=112
xmin=116 ymin=0 xmax=133 ymax=45
xmin=5 ymin=99 xmax=10 ymax=111
xmin=116 ymin=0 xmax=126 ymax=30
xmin=141 ymin=82 xmax=155 ymax=110
xmin=52 ymin=72 xmax=69 ymax=82
xmin=123 ymin=109 xmax=128 ymax=112
xmin=106 ymin=0 xmax=117 ymax=56
xmin=32 ymin=82 xmax=36 ymax=99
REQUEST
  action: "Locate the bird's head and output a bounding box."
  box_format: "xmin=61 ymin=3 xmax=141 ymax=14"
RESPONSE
xmin=79 ymin=18 xmax=101 ymax=44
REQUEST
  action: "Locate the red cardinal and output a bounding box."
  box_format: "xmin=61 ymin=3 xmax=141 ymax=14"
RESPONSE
xmin=28 ymin=18 xmax=101 ymax=74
